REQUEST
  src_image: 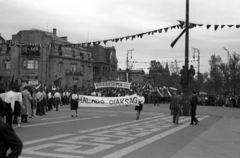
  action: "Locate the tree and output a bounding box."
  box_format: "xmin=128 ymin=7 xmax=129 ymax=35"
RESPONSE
xmin=208 ymin=54 xmax=223 ymax=94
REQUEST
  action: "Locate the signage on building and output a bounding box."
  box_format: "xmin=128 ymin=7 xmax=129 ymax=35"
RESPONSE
xmin=94 ymin=81 xmax=131 ymax=89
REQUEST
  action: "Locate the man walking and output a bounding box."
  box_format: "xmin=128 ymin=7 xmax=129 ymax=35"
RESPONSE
xmin=4 ymin=86 xmax=15 ymax=126
xmin=170 ymin=92 xmax=183 ymax=124
xmin=190 ymin=91 xmax=199 ymax=125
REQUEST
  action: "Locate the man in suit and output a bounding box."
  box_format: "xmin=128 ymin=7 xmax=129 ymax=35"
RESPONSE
xmin=0 ymin=101 xmax=23 ymax=158
xmin=170 ymin=92 xmax=183 ymax=124
xmin=190 ymin=91 xmax=199 ymax=125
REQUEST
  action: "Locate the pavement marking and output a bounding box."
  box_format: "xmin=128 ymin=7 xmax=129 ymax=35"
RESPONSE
xmin=40 ymin=116 xmax=70 ymax=120
xmin=102 ymin=116 xmax=209 ymax=158
xmin=21 ymin=115 xmax=197 ymax=158
xmin=22 ymin=115 xmax=167 ymax=146
xmin=15 ymin=116 xmax=102 ymax=129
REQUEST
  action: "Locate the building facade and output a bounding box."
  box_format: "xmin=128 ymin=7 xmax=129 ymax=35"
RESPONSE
xmin=0 ymin=29 xmax=94 ymax=89
xmin=88 ymin=45 xmax=118 ymax=82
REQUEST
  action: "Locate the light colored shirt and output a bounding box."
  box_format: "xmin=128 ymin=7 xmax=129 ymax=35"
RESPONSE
xmin=54 ymin=92 xmax=61 ymax=100
xmin=36 ymin=91 xmax=44 ymax=102
xmin=48 ymin=92 xmax=52 ymax=99
xmin=4 ymin=90 xmax=15 ymax=110
xmin=14 ymin=92 xmax=22 ymax=103
xmin=71 ymin=94 xmax=78 ymax=100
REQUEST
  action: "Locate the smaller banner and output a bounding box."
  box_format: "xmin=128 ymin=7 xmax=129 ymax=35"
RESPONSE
xmin=94 ymin=81 xmax=131 ymax=89
xmin=78 ymin=94 xmax=141 ymax=107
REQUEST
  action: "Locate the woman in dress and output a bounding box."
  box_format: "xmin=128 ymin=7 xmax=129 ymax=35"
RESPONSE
xmin=70 ymin=89 xmax=78 ymax=117
xmin=21 ymin=86 xmax=32 ymax=123
xmin=135 ymin=91 xmax=145 ymax=120
xmin=13 ymin=87 xmax=22 ymax=128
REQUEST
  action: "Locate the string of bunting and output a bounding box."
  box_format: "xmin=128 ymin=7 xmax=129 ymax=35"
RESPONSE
xmin=132 ymin=60 xmax=197 ymax=65
xmin=1 ymin=22 xmax=239 ymax=48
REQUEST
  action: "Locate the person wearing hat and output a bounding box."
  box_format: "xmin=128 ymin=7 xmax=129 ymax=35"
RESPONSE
xmin=170 ymin=91 xmax=183 ymax=124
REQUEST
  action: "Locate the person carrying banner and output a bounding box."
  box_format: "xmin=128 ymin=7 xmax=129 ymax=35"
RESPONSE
xmin=135 ymin=91 xmax=145 ymax=120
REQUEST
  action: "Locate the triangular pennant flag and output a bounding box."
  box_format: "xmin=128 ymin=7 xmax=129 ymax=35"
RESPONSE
xmin=198 ymin=24 xmax=203 ymax=27
xmin=221 ymin=25 xmax=225 ymax=29
xmin=120 ymin=38 xmax=124 ymax=41
xmin=131 ymin=35 xmax=135 ymax=40
xmin=151 ymin=31 xmax=154 ymax=35
xmin=228 ymin=25 xmax=234 ymax=28
xmin=114 ymin=38 xmax=119 ymax=42
xmin=154 ymin=30 xmax=157 ymax=33
xmin=87 ymin=43 xmax=91 ymax=47
xmin=93 ymin=42 xmax=97 ymax=46
xmin=158 ymin=29 xmax=162 ymax=33
xmin=164 ymin=27 xmax=169 ymax=33
xmin=214 ymin=25 xmax=219 ymax=31
xmin=147 ymin=32 xmax=151 ymax=35
xmin=139 ymin=34 xmax=144 ymax=38
xmin=103 ymin=40 xmax=108 ymax=45
xmin=125 ymin=36 xmax=130 ymax=40
xmin=236 ymin=25 xmax=240 ymax=28
xmin=206 ymin=25 xmax=211 ymax=29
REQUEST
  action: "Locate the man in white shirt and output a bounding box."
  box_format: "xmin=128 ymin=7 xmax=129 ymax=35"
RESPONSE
xmin=53 ymin=90 xmax=61 ymax=111
xmin=4 ymin=86 xmax=15 ymax=126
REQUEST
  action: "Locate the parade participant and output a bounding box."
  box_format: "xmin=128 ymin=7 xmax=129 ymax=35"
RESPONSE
xmin=13 ymin=87 xmax=22 ymax=128
xmin=42 ymin=89 xmax=47 ymax=114
xmin=53 ymin=89 xmax=61 ymax=111
xmin=70 ymin=89 xmax=79 ymax=117
xmin=4 ymin=85 xmax=15 ymax=126
xmin=22 ymin=86 xmax=32 ymax=123
xmin=0 ymin=105 xmax=23 ymax=158
xmin=0 ymin=88 xmax=6 ymax=119
xmin=36 ymin=88 xmax=44 ymax=116
xmin=47 ymin=90 xmax=53 ymax=111
xmin=153 ymin=91 xmax=159 ymax=106
xmin=135 ymin=91 xmax=145 ymax=120
xmin=170 ymin=91 xmax=182 ymax=124
xmin=190 ymin=91 xmax=199 ymax=125
xmin=188 ymin=65 xmax=195 ymax=86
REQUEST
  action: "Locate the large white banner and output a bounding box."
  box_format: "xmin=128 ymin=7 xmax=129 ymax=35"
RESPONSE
xmin=94 ymin=81 xmax=131 ymax=89
xmin=78 ymin=94 xmax=140 ymax=107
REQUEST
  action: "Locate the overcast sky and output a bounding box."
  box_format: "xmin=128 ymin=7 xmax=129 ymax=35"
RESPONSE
xmin=1 ymin=0 xmax=239 ymax=73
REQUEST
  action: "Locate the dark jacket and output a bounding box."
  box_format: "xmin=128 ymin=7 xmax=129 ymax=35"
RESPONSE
xmin=0 ymin=119 xmax=23 ymax=158
xmin=191 ymin=95 xmax=198 ymax=109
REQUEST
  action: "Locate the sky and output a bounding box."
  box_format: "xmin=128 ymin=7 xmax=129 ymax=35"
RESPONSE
xmin=0 ymin=0 xmax=239 ymax=74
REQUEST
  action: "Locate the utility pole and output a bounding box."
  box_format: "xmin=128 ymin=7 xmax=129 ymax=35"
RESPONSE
xmin=126 ymin=49 xmax=134 ymax=82
xmin=182 ymin=0 xmax=190 ymax=116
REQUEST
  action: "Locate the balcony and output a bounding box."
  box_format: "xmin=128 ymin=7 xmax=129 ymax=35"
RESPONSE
xmin=65 ymin=70 xmax=83 ymax=76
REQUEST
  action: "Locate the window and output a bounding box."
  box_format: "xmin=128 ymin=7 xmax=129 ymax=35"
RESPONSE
xmin=23 ymin=59 xmax=27 ymax=69
xmin=26 ymin=60 xmax=38 ymax=69
xmin=27 ymin=60 xmax=34 ymax=69
xmin=80 ymin=53 xmax=84 ymax=60
xmin=88 ymin=66 xmax=91 ymax=73
xmin=4 ymin=60 xmax=11 ymax=69
xmin=34 ymin=60 xmax=39 ymax=69
xmin=93 ymin=67 xmax=98 ymax=75
xmin=73 ymin=79 xmax=78 ymax=85
xmin=58 ymin=62 xmax=63 ymax=71
xmin=71 ymin=63 xmax=77 ymax=72
xmin=82 ymin=65 xmax=85 ymax=73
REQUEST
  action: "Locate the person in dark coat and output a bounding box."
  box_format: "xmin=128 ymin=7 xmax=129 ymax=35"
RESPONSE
xmin=190 ymin=91 xmax=199 ymax=125
xmin=0 ymin=105 xmax=23 ymax=158
xmin=170 ymin=92 xmax=183 ymax=124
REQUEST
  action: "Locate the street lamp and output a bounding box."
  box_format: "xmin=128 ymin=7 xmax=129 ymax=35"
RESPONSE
xmin=126 ymin=49 xmax=134 ymax=82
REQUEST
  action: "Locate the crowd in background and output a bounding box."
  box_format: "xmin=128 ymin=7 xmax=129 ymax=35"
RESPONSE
xmin=1 ymin=81 xmax=239 ymax=128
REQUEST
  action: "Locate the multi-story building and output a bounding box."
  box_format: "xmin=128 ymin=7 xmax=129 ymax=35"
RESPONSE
xmin=88 ymin=45 xmax=118 ymax=82
xmin=0 ymin=28 xmax=94 ymax=89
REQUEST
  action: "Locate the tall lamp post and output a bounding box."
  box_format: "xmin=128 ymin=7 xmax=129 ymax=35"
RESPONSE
xmin=126 ymin=49 xmax=134 ymax=82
